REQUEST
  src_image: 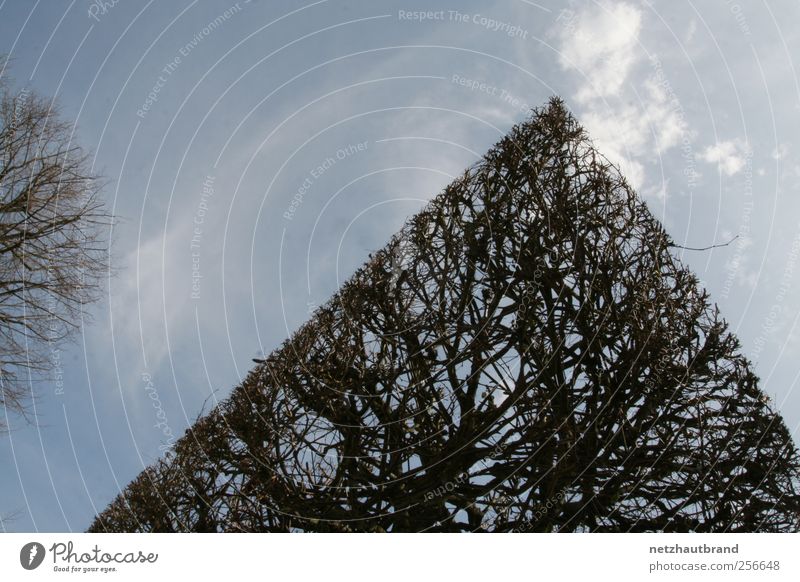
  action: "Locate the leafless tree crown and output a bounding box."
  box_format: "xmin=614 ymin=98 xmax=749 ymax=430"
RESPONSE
xmin=90 ymin=98 xmax=800 ymax=532
xmin=0 ymin=76 xmax=109 ymax=426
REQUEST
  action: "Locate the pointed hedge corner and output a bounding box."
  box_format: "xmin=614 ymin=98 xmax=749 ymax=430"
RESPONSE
xmin=90 ymin=98 xmax=800 ymax=532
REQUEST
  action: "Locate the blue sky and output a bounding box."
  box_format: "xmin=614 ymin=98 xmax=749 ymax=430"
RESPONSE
xmin=1 ymin=0 xmax=799 ymax=532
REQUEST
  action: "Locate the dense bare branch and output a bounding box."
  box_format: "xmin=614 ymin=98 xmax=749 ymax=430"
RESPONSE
xmin=90 ymin=98 xmax=800 ymax=532
xmin=0 ymin=73 xmax=110 ymax=428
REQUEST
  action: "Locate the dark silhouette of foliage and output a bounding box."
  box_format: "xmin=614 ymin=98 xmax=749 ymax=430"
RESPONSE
xmin=89 ymin=98 xmax=800 ymax=532
xmin=0 ymin=72 xmax=109 ymax=429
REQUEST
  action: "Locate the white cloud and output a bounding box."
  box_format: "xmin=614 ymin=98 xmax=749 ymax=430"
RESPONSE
xmin=556 ymin=3 xmax=692 ymax=195
xmin=772 ymin=143 xmax=789 ymax=160
xmin=642 ymin=179 xmax=669 ymax=203
xmin=572 ymin=74 xmax=690 ymax=192
xmin=558 ymin=2 xmax=642 ymax=102
xmin=701 ymin=140 xmax=749 ymax=176
xmin=580 ymin=106 xmax=646 ymax=189
xmin=642 ymin=77 xmax=690 ymax=154
xmin=685 ymin=19 xmax=698 ymax=43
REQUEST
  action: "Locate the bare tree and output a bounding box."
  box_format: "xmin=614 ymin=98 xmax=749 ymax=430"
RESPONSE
xmin=0 ymin=72 xmax=109 ymax=428
xmin=90 ymin=98 xmax=800 ymax=533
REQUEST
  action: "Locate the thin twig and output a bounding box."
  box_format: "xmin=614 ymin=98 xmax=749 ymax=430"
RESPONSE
xmin=670 ymin=235 xmax=739 ymax=252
